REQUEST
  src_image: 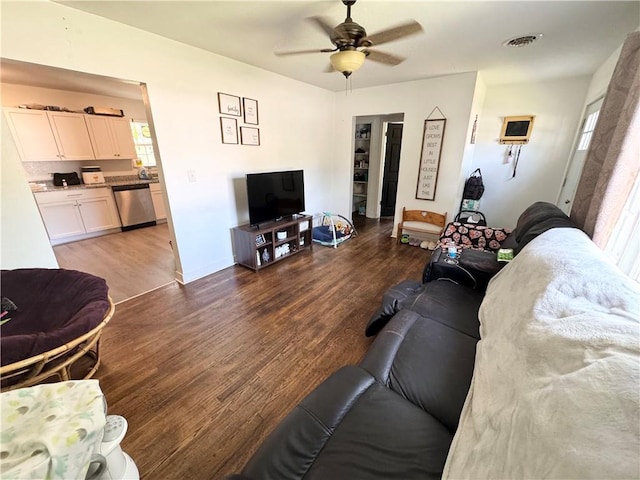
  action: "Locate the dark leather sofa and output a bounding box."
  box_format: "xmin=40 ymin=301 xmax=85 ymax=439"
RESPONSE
xmin=239 ymin=202 xmax=577 ymax=480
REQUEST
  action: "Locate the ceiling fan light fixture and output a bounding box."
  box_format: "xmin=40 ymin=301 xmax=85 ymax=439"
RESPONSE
xmin=330 ymin=50 xmax=366 ymax=77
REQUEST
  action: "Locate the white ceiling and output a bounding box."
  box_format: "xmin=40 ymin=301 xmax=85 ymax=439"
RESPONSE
xmin=3 ymin=1 xmax=639 ymax=96
xmin=0 ymin=59 xmax=144 ymax=100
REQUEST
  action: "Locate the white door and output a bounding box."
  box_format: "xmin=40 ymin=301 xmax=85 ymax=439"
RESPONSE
xmin=557 ymin=97 xmax=604 ymax=214
xmin=79 ymin=197 xmax=121 ymax=232
xmin=38 ymin=201 xmax=86 ymax=239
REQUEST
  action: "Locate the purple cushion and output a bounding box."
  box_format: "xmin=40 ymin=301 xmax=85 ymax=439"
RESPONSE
xmin=0 ymin=268 xmax=109 ymax=366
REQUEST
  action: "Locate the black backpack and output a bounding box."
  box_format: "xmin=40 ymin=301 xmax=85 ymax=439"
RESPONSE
xmin=462 ymin=169 xmax=485 ymax=200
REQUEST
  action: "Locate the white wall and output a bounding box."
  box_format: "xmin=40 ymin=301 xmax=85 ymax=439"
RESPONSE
xmin=457 ymin=74 xmax=487 ymax=198
xmin=469 ymin=76 xmax=590 ymax=228
xmin=334 ymin=72 xmax=480 ymax=235
xmin=1 ymin=114 xmax=59 ymax=269
xmin=1 ymin=2 xmax=613 ymax=277
xmin=2 ymin=83 xmax=148 ymax=181
xmin=1 ymin=1 xmax=335 ymax=282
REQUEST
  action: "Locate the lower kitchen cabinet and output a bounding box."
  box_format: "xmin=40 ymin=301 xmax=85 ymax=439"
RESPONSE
xmin=149 ymin=183 xmax=167 ymax=220
xmin=34 ymin=188 xmax=121 ymax=245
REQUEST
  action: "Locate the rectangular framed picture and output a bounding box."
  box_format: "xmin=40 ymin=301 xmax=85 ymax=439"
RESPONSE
xmin=240 ymin=126 xmax=260 ymax=146
xmin=243 ymin=97 xmax=259 ymax=125
xmin=416 ymin=118 xmax=446 ymax=200
xmin=220 ymin=117 xmax=238 ymax=144
xmin=255 ymin=234 xmax=266 ymax=246
xmin=218 ymin=92 xmax=241 ymax=117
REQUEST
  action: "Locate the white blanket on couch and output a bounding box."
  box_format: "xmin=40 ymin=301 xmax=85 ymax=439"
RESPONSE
xmin=443 ymin=228 xmax=640 ymax=479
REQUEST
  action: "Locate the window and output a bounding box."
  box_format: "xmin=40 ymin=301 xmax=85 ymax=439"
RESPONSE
xmin=130 ymin=121 xmax=156 ymax=167
xmin=604 ymin=172 xmax=640 ymax=283
xmin=577 ymin=110 xmax=600 ymax=151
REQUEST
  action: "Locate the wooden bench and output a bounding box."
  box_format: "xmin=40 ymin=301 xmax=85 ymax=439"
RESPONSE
xmin=396 ymin=208 xmax=447 ymax=244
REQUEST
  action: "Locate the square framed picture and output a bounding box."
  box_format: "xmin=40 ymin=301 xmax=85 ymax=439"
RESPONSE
xmin=220 ymin=117 xmax=238 ymax=144
xmin=218 ymin=92 xmax=241 ymax=117
xmin=240 ymin=126 xmax=260 ymax=146
xmin=255 ymin=234 xmax=266 ymax=246
xmin=243 ymin=97 xmax=259 ymax=125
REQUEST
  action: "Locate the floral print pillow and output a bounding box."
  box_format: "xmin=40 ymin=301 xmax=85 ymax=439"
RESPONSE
xmin=437 ymin=222 xmax=512 ymax=252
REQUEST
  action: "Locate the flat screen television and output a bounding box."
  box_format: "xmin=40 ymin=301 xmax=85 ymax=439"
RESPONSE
xmin=246 ymin=170 xmax=305 ymax=226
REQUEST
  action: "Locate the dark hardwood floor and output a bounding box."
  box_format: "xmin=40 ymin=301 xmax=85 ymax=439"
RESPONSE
xmin=97 ymin=217 xmax=430 ymax=479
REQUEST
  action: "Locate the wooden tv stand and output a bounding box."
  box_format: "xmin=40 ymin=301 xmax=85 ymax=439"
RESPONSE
xmin=232 ymin=215 xmax=313 ymax=271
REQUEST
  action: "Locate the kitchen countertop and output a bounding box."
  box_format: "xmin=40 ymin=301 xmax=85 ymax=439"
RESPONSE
xmin=30 ymin=175 xmax=160 ymax=193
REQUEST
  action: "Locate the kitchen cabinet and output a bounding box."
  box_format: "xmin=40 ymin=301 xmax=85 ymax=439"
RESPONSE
xmin=47 ymin=111 xmax=96 ymax=160
xmin=149 ymin=183 xmax=167 ymax=221
xmin=3 ymin=108 xmax=95 ymax=162
xmin=34 ymin=188 xmax=121 ymax=245
xmin=85 ymin=115 xmax=137 ymax=159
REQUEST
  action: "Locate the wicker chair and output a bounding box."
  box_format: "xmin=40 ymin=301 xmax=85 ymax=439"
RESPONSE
xmin=0 ymin=269 xmax=114 ymax=391
xmin=0 ymin=299 xmax=114 ymax=391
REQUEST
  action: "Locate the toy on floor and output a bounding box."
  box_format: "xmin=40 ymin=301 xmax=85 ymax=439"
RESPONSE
xmin=312 ymin=212 xmax=358 ymax=248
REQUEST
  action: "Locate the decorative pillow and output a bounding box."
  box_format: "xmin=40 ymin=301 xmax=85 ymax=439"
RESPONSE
xmin=437 ymin=222 xmax=512 ymax=252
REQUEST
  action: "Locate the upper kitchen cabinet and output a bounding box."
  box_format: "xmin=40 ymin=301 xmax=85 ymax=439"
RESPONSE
xmin=4 ymin=107 xmax=95 ymax=162
xmin=47 ymin=111 xmax=96 ymax=160
xmin=85 ymin=115 xmax=136 ymax=160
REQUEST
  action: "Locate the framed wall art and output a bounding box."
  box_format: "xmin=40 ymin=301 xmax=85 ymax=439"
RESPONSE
xmin=243 ymin=97 xmax=259 ymax=125
xmin=499 ymin=115 xmax=535 ymax=144
xmin=416 ymin=117 xmax=446 ymax=201
xmin=240 ymin=126 xmax=260 ymax=146
xmin=218 ymin=93 xmax=241 ymax=117
xmin=220 ymin=117 xmax=238 ymax=144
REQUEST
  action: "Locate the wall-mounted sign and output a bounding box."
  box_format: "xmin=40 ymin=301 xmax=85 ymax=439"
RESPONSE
xmin=499 ymin=115 xmax=535 ymax=144
xmin=416 ymin=118 xmax=446 ymax=201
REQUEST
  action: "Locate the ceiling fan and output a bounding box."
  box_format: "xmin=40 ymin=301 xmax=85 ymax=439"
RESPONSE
xmin=275 ymin=0 xmax=423 ymax=78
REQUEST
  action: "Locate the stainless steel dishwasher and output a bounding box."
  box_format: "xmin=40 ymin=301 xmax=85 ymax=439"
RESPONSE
xmin=112 ymin=184 xmax=157 ymax=231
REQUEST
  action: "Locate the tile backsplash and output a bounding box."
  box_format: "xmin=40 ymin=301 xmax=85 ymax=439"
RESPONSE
xmin=23 ymin=159 xmax=142 ymax=182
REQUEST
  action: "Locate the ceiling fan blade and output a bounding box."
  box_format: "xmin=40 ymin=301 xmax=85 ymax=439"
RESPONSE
xmin=309 ymin=15 xmax=350 ymax=41
xmin=365 ymin=20 xmax=423 ymax=46
xmin=274 ymin=48 xmax=334 ymax=56
xmin=363 ymin=49 xmax=406 ymax=66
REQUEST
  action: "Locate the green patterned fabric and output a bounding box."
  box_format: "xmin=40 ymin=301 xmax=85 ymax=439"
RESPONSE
xmin=1 ymin=380 xmax=106 ymax=479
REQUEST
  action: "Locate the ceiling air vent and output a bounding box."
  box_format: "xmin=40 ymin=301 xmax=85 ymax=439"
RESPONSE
xmin=503 ymin=34 xmax=543 ymax=48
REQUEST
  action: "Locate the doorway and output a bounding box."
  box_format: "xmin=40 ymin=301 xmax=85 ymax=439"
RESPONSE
xmin=0 ymin=59 xmax=177 ymax=303
xmin=380 ymin=123 xmax=403 ymax=217
xmin=351 ymin=113 xmax=404 ymax=220
xmin=557 ymin=97 xmax=604 ymax=214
